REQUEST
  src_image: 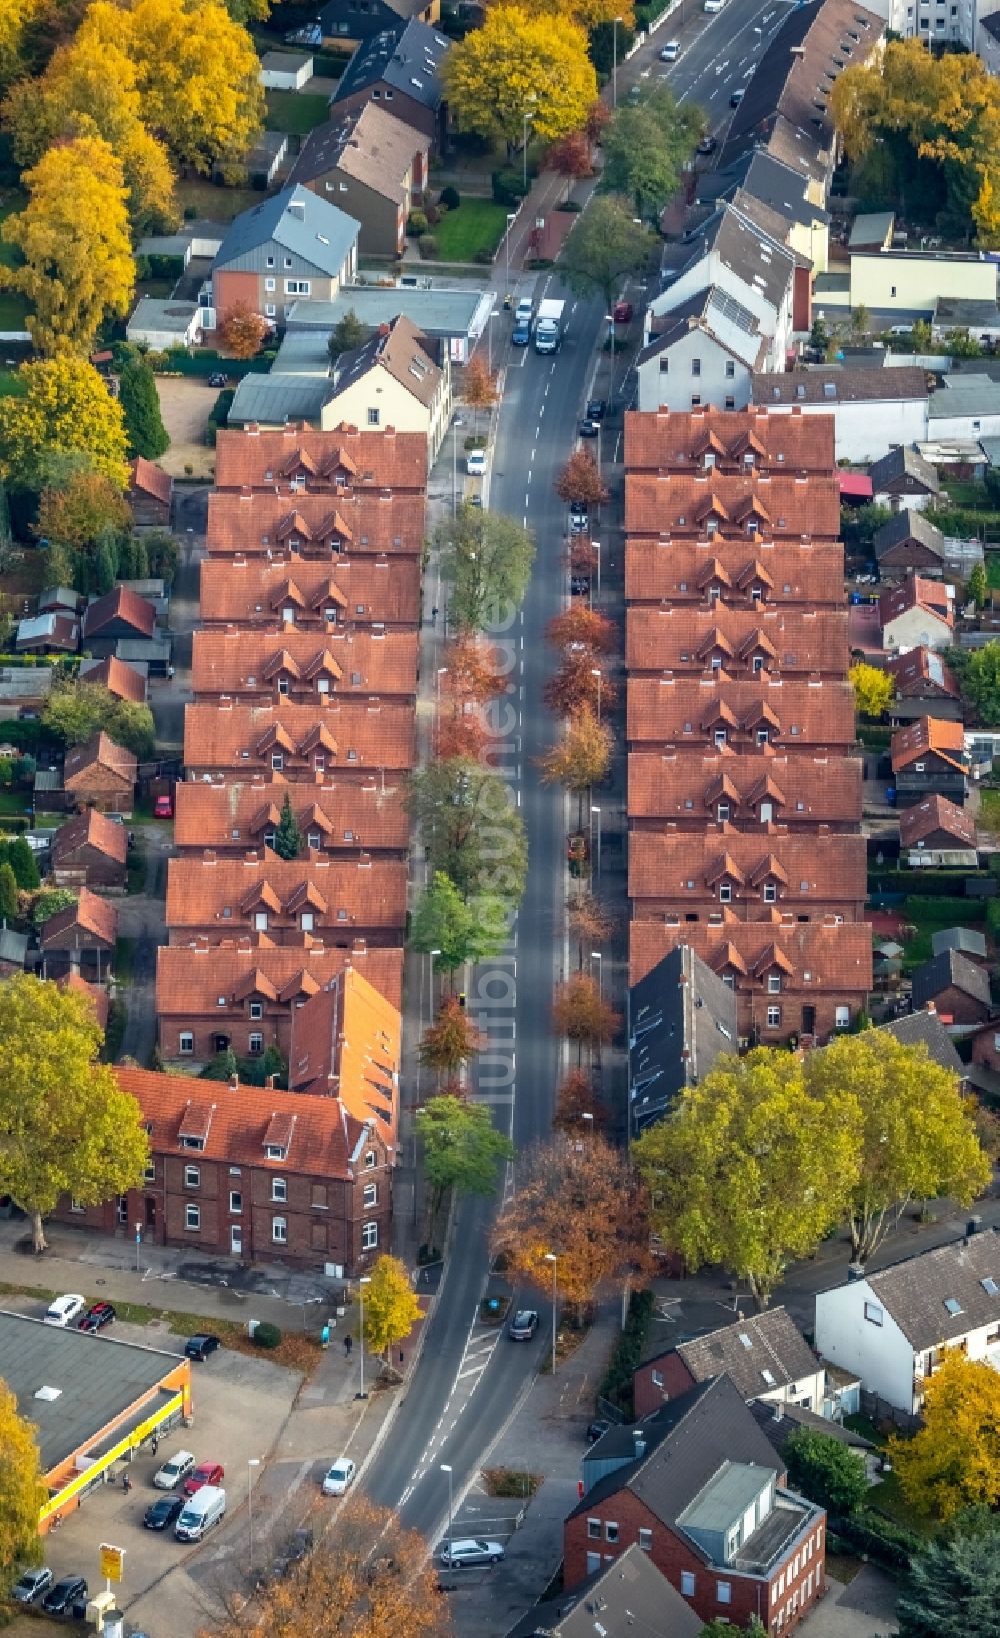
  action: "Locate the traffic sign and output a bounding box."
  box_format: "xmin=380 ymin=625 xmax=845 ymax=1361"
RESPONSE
xmin=99 ymin=1545 xmax=124 ymax=1583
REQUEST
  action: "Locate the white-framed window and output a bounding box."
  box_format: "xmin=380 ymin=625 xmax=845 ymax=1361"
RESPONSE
xmin=255 ymin=911 xmax=268 ymax=931
xmin=638 ymin=1528 xmax=652 ymax=1550
xmin=366 ymin=1150 xmax=377 ymax=1168
xmin=230 ymin=1191 xmax=242 ymax=1213
xmin=272 ymin=1216 xmax=287 ymax=1243
xmin=763 ymin=883 xmax=776 ymax=903
xmin=362 ymin=1219 xmax=378 ymax=1250
xmin=301 ymin=912 xmax=315 ymax=932
xmin=284 ymin=279 xmax=311 ymax=295
xmin=185 ymin=1203 xmax=200 ymax=1231
xmin=719 ymin=881 xmax=732 ymax=903
xmin=864 ymin=1300 xmax=883 ymax=1326
xmin=283 ymin=256 xmax=293 ymax=268
xmin=272 ymin=1177 xmax=287 ymax=1202
xmin=681 ymin=1571 xmax=696 ymax=1596
xmin=587 ymin=1519 xmax=601 ymax=1539
xmin=249 ymin=1032 xmax=263 ymax=1054
xmin=249 ymin=1001 xmax=263 ymax=1020
xmin=717 ymin=1582 xmax=731 ymax=1605
xmin=265 ymin=277 xmax=276 ymax=292
xmin=367 ymin=407 xmax=380 ymax=426
xmin=768 ymin=973 xmax=781 ymax=993
xmin=264 ymin=304 xmax=277 ymax=318
xmin=767 ymin=1006 xmax=781 ymax=1028
xmin=185 ymin=1165 xmax=200 ymax=1188
xmin=835 ymin=1005 xmax=850 ymax=1028
xmin=605 ymin=1522 xmax=619 ymax=1543
xmin=307 ymin=830 xmax=321 ymax=849
xmin=363 ymin=1183 xmax=377 ymax=1208
xmin=179 ymin=1032 xmax=194 ymax=1054
xmin=144 ymin=1162 xmax=156 ymax=1183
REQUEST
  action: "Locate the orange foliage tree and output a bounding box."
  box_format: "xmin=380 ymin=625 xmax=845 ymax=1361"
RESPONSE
xmin=555 ymin=447 xmax=608 ymax=507
xmin=544 ymin=652 xmax=616 ymax=717
xmin=435 ymin=714 xmax=490 ymax=762
xmin=546 ymin=129 xmax=592 ymax=198
xmin=539 ymin=707 xmax=613 ymax=824
xmin=552 ymin=970 xmax=620 ymax=1061
xmin=546 ymin=605 xmax=615 ymax=656
xmin=463 ymin=353 xmax=498 ymax=432
xmin=566 ymin=890 xmax=613 ymax=968
xmin=219 ymin=300 xmax=269 ymax=359
xmin=553 ymin=1067 xmax=607 ymax=1132
xmin=419 ymin=995 xmax=484 ymax=1082
xmin=568 ymin=534 xmax=599 ymax=576
xmin=585 ymin=99 xmax=612 ymax=152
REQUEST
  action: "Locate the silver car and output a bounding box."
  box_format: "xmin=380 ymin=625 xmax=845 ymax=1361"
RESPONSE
xmin=12 ymin=1568 xmax=53 ymax=1604
xmin=440 ymin=1538 xmax=505 ymax=1567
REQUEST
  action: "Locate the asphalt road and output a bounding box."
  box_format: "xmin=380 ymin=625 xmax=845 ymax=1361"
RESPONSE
xmin=625 ymin=0 xmax=795 ymax=127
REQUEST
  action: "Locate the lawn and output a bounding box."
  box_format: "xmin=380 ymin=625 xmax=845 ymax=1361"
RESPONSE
xmin=176 ymin=178 xmax=273 ymax=222
xmin=899 ymin=894 xmax=986 ymax=969
xmin=979 ymin=786 xmax=1000 ymax=833
xmin=867 ymin=1470 xmax=936 ymax=1539
xmin=433 ymin=199 xmax=510 ymax=263
xmin=265 ymin=90 xmax=330 ymax=136
xmin=986 ymin=552 xmax=1000 ymax=590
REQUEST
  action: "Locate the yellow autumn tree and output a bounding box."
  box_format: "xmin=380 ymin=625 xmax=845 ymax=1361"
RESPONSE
xmin=1 ymin=134 xmax=134 ymax=355
xmin=0 ymin=356 xmax=130 ymax=489
xmin=443 ymin=4 xmax=597 ymax=151
xmin=531 ymin=0 xmax=633 ymax=27
xmin=891 ymin=1351 xmax=1000 ymax=1520
xmin=0 ymin=0 xmax=39 ymax=87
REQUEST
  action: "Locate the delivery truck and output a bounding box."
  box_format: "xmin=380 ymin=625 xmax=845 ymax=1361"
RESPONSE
xmin=534 ymin=299 xmax=565 ymax=354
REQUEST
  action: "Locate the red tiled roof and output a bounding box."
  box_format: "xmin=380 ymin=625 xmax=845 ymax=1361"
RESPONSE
xmin=627 ymin=677 xmax=856 ymax=748
xmin=198 ymin=553 xmax=421 ymax=628
xmin=79 ymin=655 xmax=148 ymax=703
xmin=625 ymin=474 xmax=841 ymax=539
xmin=838 ymin=471 xmax=873 ymax=500
xmin=129 ymin=458 xmax=172 ymax=506
xmin=629 ymin=829 xmax=866 ymax=905
xmin=287 ymin=969 xmax=400 ymax=1140
xmin=625 ymin=538 xmax=846 ymax=607
xmin=891 ymin=716 xmax=966 ymax=773
xmin=59 ymin=972 xmax=111 ymax=1030
xmin=630 ymin=918 xmax=873 ymax=991
xmin=624 ymin=406 xmax=835 ymax=473
xmin=165 ymin=849 xmax=407 ymax=936
xmin=191 ymin=628 xmax=419 ymax=700
xmin=182 ymin=700 xmax=415 ymax=775
xmin=156 ymin=941 xmax=404 ymax=1015
xmin=63 ymin=732 xmax=138 ymax=789
xmin=214 ymin=423 xmax=427 ymax=493
xmin=40 ymin=886 xmax=118 ymax=948
xmin=899 ymin=795 xmax=976 ymax=849
xmin=206 ymin=489 xmax=425 ymax=558
xmin=51 ymin=808 xmax=129 ymax=865
xmin=174 ymin=779 xmax=409 ymax=854
xmin=626 ymin=606 xmax=848 ymax=676
xmin=81 ymin=585 xmax=157 ymax=640
xmin=885 ymin=647 xmax=960 ymax=699
xmin=627 ymin=750 xmax=862 ymax=824
xmin=879 ymin=575 xmax=953 ymax=630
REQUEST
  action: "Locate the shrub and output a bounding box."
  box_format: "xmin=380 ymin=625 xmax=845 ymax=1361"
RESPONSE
xmin=440 ymin=185 xmax=460 ymax=210
xmin=253 ymin=1321 xmax=282 ymax=1349
xmin=407 ymin=209 xmax=429 ymax=236
xmin=832 ymin=1509 xmax=919 ymax=1572
xmin=425 ymin=203 xmax=442 ymax=226
xmin=473 ymin=247 xmax=494 ymax=264
xmin=418 ymin=234 xmax=438 ymax=259
xmin=598 ymin=1289 xmax=654 ymax=1417
xmin=492 ymin=168 xmax=528 ymax=206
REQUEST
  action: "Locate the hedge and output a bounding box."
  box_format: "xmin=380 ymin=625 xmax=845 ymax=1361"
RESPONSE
xmin=868 ymin=871 xmax=988 ymax=896
xmin=150 ymin=347 xmax=272 ymax=379
xmin=252 ymin=1321 xmax=282 ymax=1349
xmin=598 ymin=1289 xmax=654 ymax=1417
xmin=828 ymin=1509 xmax=920 ymax=1572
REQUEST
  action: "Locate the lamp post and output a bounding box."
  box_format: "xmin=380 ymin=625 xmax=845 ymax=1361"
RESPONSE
xmin=592 ymin=540 xmax=602 ymax=598
xmin=428 ymin=947 xmax=441 ymax=1028
xmin=487 ymin=307 xmax=498 ymax=374
xmin=612 ymin=15 xmax=623 ymax=108
xmin=591 ymin=668 xmax=602 ymax=722
xmin=591 ymin=950 xmax=603 ymax=1005
xmin=441 ymin=1463 xmax=454 ymax=1562
xmin=522 ymin=96 xmax=537 ymax=194
xmin=247 ymin=1458 xmax=260 ymax=1578
xmin=591 ymin=804 xmax=602 ymax=881
xmin=356 ymin=1274 xmax=371 ymax=1399
xmin=134 ymin=1223 xmax=142 ymax=1275
xmin=504 ymin=211 xmax=516 ymax=303
xmin=544 ymin=1252 xmax=558 ymax=1375
xmin=436 ymin=665 xmax=448 ymax=708
xmin=606 ymin=310 xmax=616 ymax=411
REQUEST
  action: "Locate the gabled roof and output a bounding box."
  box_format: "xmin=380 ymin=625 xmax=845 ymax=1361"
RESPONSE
xmin=868 ymin=445 xmax=941 ymax=495
xmin=890 ymin=716 xmax=966 ymax=774
xmin=191 ymin=628 xmax=418 ymax=699
xmin=912 ymin=948 xmax=991 ymax=1011
xmin=214 ymin=184 xmax=359 ymax=279
xmin=666 ymin=1307 xmax=820 ymax=1401
xmin=156 ymin=941 xmax=404 ymax=1016
xmin=627 ymin=677 xmax=856 ymax=749
xmin=875 ymin=1008 xmax=965 ymax=1077
xmin=638 ymin=286 xmax=766 ymax=374
xmin=288 ymin=102 xmax=426 ymax=199
xmin=899 ymin=794 xmax=974 ymax=849
xmin=629 ymin=944 xmax=737 ymax=1134
xmin=703 ymin=202 xmax=796 ymax=315
xmin=206 ymin=488 xmax=424 ymax=557
xmin=79 ymin=655 xmax=148 ymax=703
xmin=885 ymin=647 xmax=959 ymax=700
xmin=51 ymin=808 xmax=129 ymax=866
xmin=626 ymin=605 xmax=848 ymax=675
xmin=129 ymin=457 xmax=172 ymax=506
xmin=873 ymin=510 xmax=945 ymax=563
xmin=932 ymin=926 xmax=988 ymax=960
xmin=174 ymin=779 xmax=409 ymax=855
xmin=752 ymin=366 xmax=928 ymax=406
xmin=81 ymin=586 xmax=156 ymax=640
xmin=332 ymin=17 xmax=448 ymax=110
xmin=199 ymin=553 xmax=420 ymax=627
xmin=630 ymin=917 xmax=873 ymax=992
xmin=504 ymin=1544 xmax=702 ymax=1638
xmin=827 ymin=1229 xmax=1000 ymax=1351
xmin=749 ymin=1398 xmax=872 ymax=1458
xmin=625 ymin=472 xmax=840 ymax=539
xmin=765 ymin=115 xmax=829 ymax=185
xmin=63 ymin=732 xmax=138 ymax=789
xmin=624 ymin=405 xmax=835 ymax=472
xmin=625 ymin=538 xmax=845 ymax=607
xmin=330 ymin=315 xmax=442 ymax=410
xmin=628 ymin=749 xmax=861 ymax=825
xmin=165 ymin=848 xmax=407 ymax=935
xmin=214 ymin=423 xmax=427 ymax=493
xmin=879 ymin=574 xmax=953 ymax=631
xmin=40 ymin=885 xmax=118 ymax=948
xmin=183 ymin=699 xmax=415 ymax=774
xmin=629 ymin=829 xmax=866 ymax=904
xmin=741 ymin=150 xmax=829 ymax=230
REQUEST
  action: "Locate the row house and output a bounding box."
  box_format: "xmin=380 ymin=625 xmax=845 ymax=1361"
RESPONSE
xmin=156 ymin=941 xmax=404 ymax=1065
xmin=625 ymin=539 xmax=847 ymax=612
xmin=199 ymin=553 xmax=421 ymax=632
xmin=174 ymin=779 xmax=409 ymax=859
xmin=625 ymin=474 xmax=841 ymax=544
xmin=165 ymin=849 xmax=408 ymax=948
xmin=623 ymin=404 xmax=835 ymax=476
xmin=628 ymin=751 xmax=862 ymax=833
xmin=625 ymin=607 xmax=848 ymax=680
xmin=629 ymin=830 xmax=867 ymax=924
xmin=190 ymin=628 xmax=419 ymax=705
xmin=630 ymin=918 xmax=873 ymax=1047
xmin=890 ymin=716 xmax=970 ymax=807
xmin=214 ymin=422 xmax=427 ymax=495
xmin=206 ymin=489 xmax=425 ymax=560
xmin=182 ymin=699 xmax=416 ymax=782
xmin=626 ymin=678 xmax=857 ymax=754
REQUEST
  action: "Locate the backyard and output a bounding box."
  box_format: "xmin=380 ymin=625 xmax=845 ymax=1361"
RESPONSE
xmin=265 ymin=90 xmax=330 ymax=136
xmin=175 ymin=178 xmax=273 ymax=222
xmin=433 ymin=199 xmax=509 ymax=263
xmin=899 ymin=894 xmax=986 ymax=969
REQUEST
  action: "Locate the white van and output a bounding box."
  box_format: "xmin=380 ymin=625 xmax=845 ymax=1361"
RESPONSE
xmin=175 ymin=1485 xmax=226 ymax=1543
xmin=704 ymin=0 xmax=724 ymax=11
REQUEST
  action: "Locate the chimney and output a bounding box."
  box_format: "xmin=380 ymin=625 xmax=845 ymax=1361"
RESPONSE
xmin=924 ymin=1000 xmax=937 ymax=1015
xmin=847 ymin=1261 xmax=865 ymax=1282
xmin=632 ymin=1430 xmax=646 ymax=1458
xmin=229 ymin=1074 xmax=239 ymax=1090
xmin=266 ymin=1074 xmax=278 ymax=1090
xmin=288 ymin=197 xmax=306 ymax=218
xmin=967 ymin=1215 xmax=983 ymax=1239
xmin=772 ymin=1402 xmax=784 ymax=1423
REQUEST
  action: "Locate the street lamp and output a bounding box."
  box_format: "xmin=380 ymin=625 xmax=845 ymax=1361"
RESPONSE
xmin=612 ymin=15 xmax=623 ymax=108
xmin=487 ymin=306 xmax=498 ymax=374
xmin=544 ymin=1252 xmax=558 ymax=1376
xmin=436 ymin=665 xmax=448 ymax=707
xmin=247 ymin=1458 xmax=260 ymax=1578
xmin=134 ymin=1223 xmax=142 ymax=1275
xmin=522 ymin=95 xmax=537 ymax=194
xmin=429 ymin=947 xmax=441 ymax=1028
xmin=504 ymin=211 xmax=516 ymax=303
xmin=605 ymin=311 xmax=616 ymax=411
xmin=441 ymin=1463 xmax=454 ymax=1562
xmin=592 ymin=540 xmax=602 ymax=598
xmin=591 ymin=950 xmax=603 ymax=1004
xmin=591 ymin=803 xmax=602 ymax=881
xmin=591 ymin=668 xmax=603 ymax=722
xmin=356 ymin=1275 xmax=372 ymax=1400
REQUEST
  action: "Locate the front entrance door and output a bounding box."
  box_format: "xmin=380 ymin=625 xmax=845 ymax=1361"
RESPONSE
xmin=145 ymin=1197 xmax=157 ymax=1229
xmin=231 ymin=1225 xmax=242 ymax=1255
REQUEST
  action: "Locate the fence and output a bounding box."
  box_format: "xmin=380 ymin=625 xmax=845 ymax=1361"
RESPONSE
xmin=860 ymin=1388 xmax=920 ymax=1433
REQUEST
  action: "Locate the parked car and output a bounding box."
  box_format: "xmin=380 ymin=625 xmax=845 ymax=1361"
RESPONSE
xmin=697 ymin=134 xmax=718 ymax=155
xmin=659 ymin=39 xmax=680 ymax=59
xmin=613 ymin=299 xmax=633 ymax=324
xmin=586 ymin=1419 xmax=611 ymax=1444
xmin=730 ymin=86 xmax=745 ymax=107
xmin=515 ymin=298 xmax=533 ymax=326
xmin=12 ymin=1568 xmax=54 ymax=1604
xmin=570 ymin=576 xmax=591 ymax=597
xmin=466 ymin=449 xmax=487 ymax=477
xmin=440 ymin=1539 xmax=505 ymax=1568
xmin=41 ymin=1576 xmax=87 ymax=1615
xmin=585 ymin=398 xmax=606 ymax=423
xmin=182 ymin=1461 xmax=225 ymax=1497
xmin=512 ymin=319 xmax=531 ymax=346
xmin=208 ymin=373 xmax=228 ymax=388
xmin=44 ymin=1294 xmax=85 ymax=1327
xmin=143 ymin=1496 xmax=184 ymax=1532
xmin=184 ymin=1333 xmax=220 ymax=1362
xmin=153 ymin=1449 xmax=197 ymax=1490
xmin=78 ymin=1301 xmax=115 ymax=1333
xmin=153 ymin=794 xmax=174 ymax=819
xmin=569 ymin=504 xmax=589 ymax=533
xmin=321 ymin=1458 xmax=356 ymax=1496
xmin=579 ymin=416 xmax=600 ymax=438
xmin=508 ymin=1309 xmax=538 ymax=1341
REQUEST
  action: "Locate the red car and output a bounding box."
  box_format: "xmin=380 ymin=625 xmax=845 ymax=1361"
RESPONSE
xmin=613 ymin=299 xmax=633 ymax=324
xmin=154 ymin=794 xmax=174 ymax=819
xmin=182 ymin=1462 xmax=224 ymax=1496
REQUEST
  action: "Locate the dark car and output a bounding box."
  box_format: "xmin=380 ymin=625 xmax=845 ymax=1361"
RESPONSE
xmin=508 ymin=1309 xmax=539 ymax=1340
xmin=696 ymin=134 xmax=718 ymax=155
xmin=571 ymin=576 xmax=591 ymax=597
xmin=579 ymin=417 xmax=600 ymax=438
xmin=730 ymin=87 xmax=745 ymax=108
xmin=42 ymin=1576 xmax=87 ymax=1615
xmin=585 ymin=398 xmax=606 ymax=423
xmin=613 ymin=300 xmax=633 ymax=324
xmin=207 ymin=373 xmax=228 ymax=388
xmin=12 ymin=1568 xmax=54 ymax=1604
xmin=143 ymin=1496 xmax=184 ymax=1532
xmin=586 ymin=1419 xmax=611 ymax=1444
xmin=185 ymin=1333 xmax=220 ymax=1362
xmin=512 ymin=320 xmax=531 ymax=346
xmin=78 ymin=1301 xmax=115 ymax=1333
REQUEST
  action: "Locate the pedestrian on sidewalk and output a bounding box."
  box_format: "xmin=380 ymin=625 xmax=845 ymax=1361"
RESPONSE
xmin=344 ymin=1333 xmax=353 ymax=1357
xmin=122 ymin=1472 xmax=132 ymax=1493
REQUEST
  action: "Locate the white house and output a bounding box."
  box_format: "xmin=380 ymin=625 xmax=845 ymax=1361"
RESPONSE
xmin=259 ymin=50 xmax=314 ymax=89
xmin=927 ymin=375 xmax=1000 ymax=442
xmin=814 ymin=1230 xmax=1000 ymax=1415
xmin=651 ymin=202 xmax=797 ymax=370
xmin=751 ymin=366 xmax=929 ymax=463
xmin=636 ymin=286 xmax=766 ymax=413
xmin=126 ymin=297 xmax=202 ymax=351
xmin=879 ymin=574 xmax=954 ymax=651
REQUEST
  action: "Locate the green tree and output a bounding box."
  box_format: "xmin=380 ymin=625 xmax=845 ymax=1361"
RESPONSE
xmin=95 ymin=532 xmax=116 ymax=595
xmin=849 ymin=660 xmax=894 ymax=719
xmin=805 ymin=1032 xmax=989 ymax=1262
xmin=968 ymin=560 xmax=988 ymax=609
xmin=5 ymin=836 xmax=39 ymax=890
xmin=273 ymin=792 xmax=302 ymax=861
xmin=327 ymin=308 xmax=371 ymax=358
xmin=43 ymin=682 xmax=155 ymax=759
xmin=840 ymin=501 xmax=892 ymax=554
xmin=436 ymin=502 xmax=535 ymax=634
xmin=560 ymin=194 xmax=656 ymax=307
xmin=118 ymin=354 xmax=169 ymax=460
xmin=0 ymin=860 xmax=17 ymax=922
xmin=32 ymin=887 xmax=77 ymax=926
xmin=407 ymin=758 xmax=528 ymax=906
xmin=783 ymin=1429 xmax=868 ymax=1518
xmin=896 ymin=1508 xmax=1000 ymax=1638
xmin=415 ymin=1094 xmax=513 ymax=1241
xmin=410 ymin=870 xmax=509 ymax=969
xmin=634 ymin=1050 xmax=859 ymax=1307
xmin=358 ymin=1253 xmax=422 ymax=1361
xmin=601 ymin=86 xmax=702 ymax=219
xmin=0 ymin=356 xmax=129 ymax=490
xmin=0 ymin=1380 xmax=46 ymax=1594
xmin=961 ymin=640 xmax=1000 ymax=723
xmin=0 ymin=972 xmax=149 ymax=1250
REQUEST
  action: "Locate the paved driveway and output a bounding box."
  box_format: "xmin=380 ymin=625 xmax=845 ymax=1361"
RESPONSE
xmin=801 ymin=1566 xmax=898 ymax=1638
xmin=155 ymin=377 xmax=216 ymax=481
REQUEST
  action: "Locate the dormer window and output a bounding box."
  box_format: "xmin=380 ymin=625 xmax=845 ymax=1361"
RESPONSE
xmin=717 ymin=802 xmax=730 ymax=822
xmin=763 ymin=883 xmax=776 ymax=903
xmin=719 ymin=881 xmax=732 ymax=903
xmin=278 ymin=677 xmax=289 ymax=695
xmin=265 ymin=1145 xmax=286 ymax=1162
xmin=767 ymin=973 xmax=781 ymax=993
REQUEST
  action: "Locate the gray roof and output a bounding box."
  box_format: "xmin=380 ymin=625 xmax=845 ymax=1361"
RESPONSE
xmin=849 ymin=211 xmax=894 ymax=248
xmin=274 ymin=328 xmax=335 ymax=375
xmin=0 ymin=666 xmax=53 ymax=700
xmin=911 ymin=948 xmax=992 ymax=1010
xmin=742 ymin=150 xmax=829 ymax=229
xmin=127 ymin=298 xmax=200 ymax=335
xmin=0 ymin=1309 xmax=179 ymax=1472
xmin=638 ymin=285 xmax=764 ymax=371
xmin=982 ymin=11 xmax=1000 ymax=39
xmin=214 ymin=185 xmax=359 ymax=279
xmin=932 ymin=926 xmax=988 ymax=960
xmin=928 ymin=374 xmax=1000 ymax=421
xmin=679 ymin=1461 xmax=771 ymax=1532
xmin=765 ymin=116 xmax=828 ymax=185
xmin=980 ymin=435 xmax=1000 ymax=469
xmin=671 ymin=1307 xmax=819 ymax=1401
xmin=705 ymin=203 xmax=795 ymax=314
xmin=503 ymin=1545 xmax=702 ymax=1638
xmin=332 ymin=18 xmax=448 ymax=111
xmin=875 ymin=1009 xmax=964 ymax=1077
xmin=286 ymin=285 xmax=488 ymax=341
xmin=748 ymin=1398 xmax=874 ymax=1455
xmin=854 ymin=1230 xmax=1000 ymax=1350
xmin=227 ymin=372 xmax=332 ymax=425
xmin=753 ymin=366 xmax=928 ymax=406
xmin=629 ymin=945 xmax=737 ymax=1137
xmin=0 ymin=929 xmax=28 ymax=965
xmin=260 ymin=49 xmax=313 ymax=71
xmin=873 ymin=510 xmax=945 ymax=561
xmin=934 ymin=298 xmax=1000 ymax=330
xmin=868 ymin=444 xmax=940 ymax=494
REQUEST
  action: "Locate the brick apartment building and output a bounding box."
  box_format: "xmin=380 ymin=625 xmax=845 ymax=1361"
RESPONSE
xmin=165 ymin=850 xmax=408 ymax=948
xmin=182 ymin=699 xmax=416 ymax=781
xmin=629 ymin=830 xmax=867 ymax=923
xmin=564 ymin=1375 xmax=826 ymax=1634
xmin=173 ymin=779 xmax=409 ymax=859
xmin=627 ymin=678 xmax=856 ymax=753
xmin=190 ymin=628 xmax=419 ymax=705
xmin=205 ymin=489 xmax=426 ymax=560
xmin=628 ymin=751 xmax=862 ymax=832
xmin=625 ymin=474 xmax=841 ymax=543
xmin=199 ymin=554 xmax=421 ymax=632
xmin=625 ymin=538 xmax=847 ymax=610
xmin=625 ymin=606 xmax=849 ymax=679
xmin=213 ymin=423 xmax=428 ymax=495
xmin=622 ymin=404 xmax=836 ymax=475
